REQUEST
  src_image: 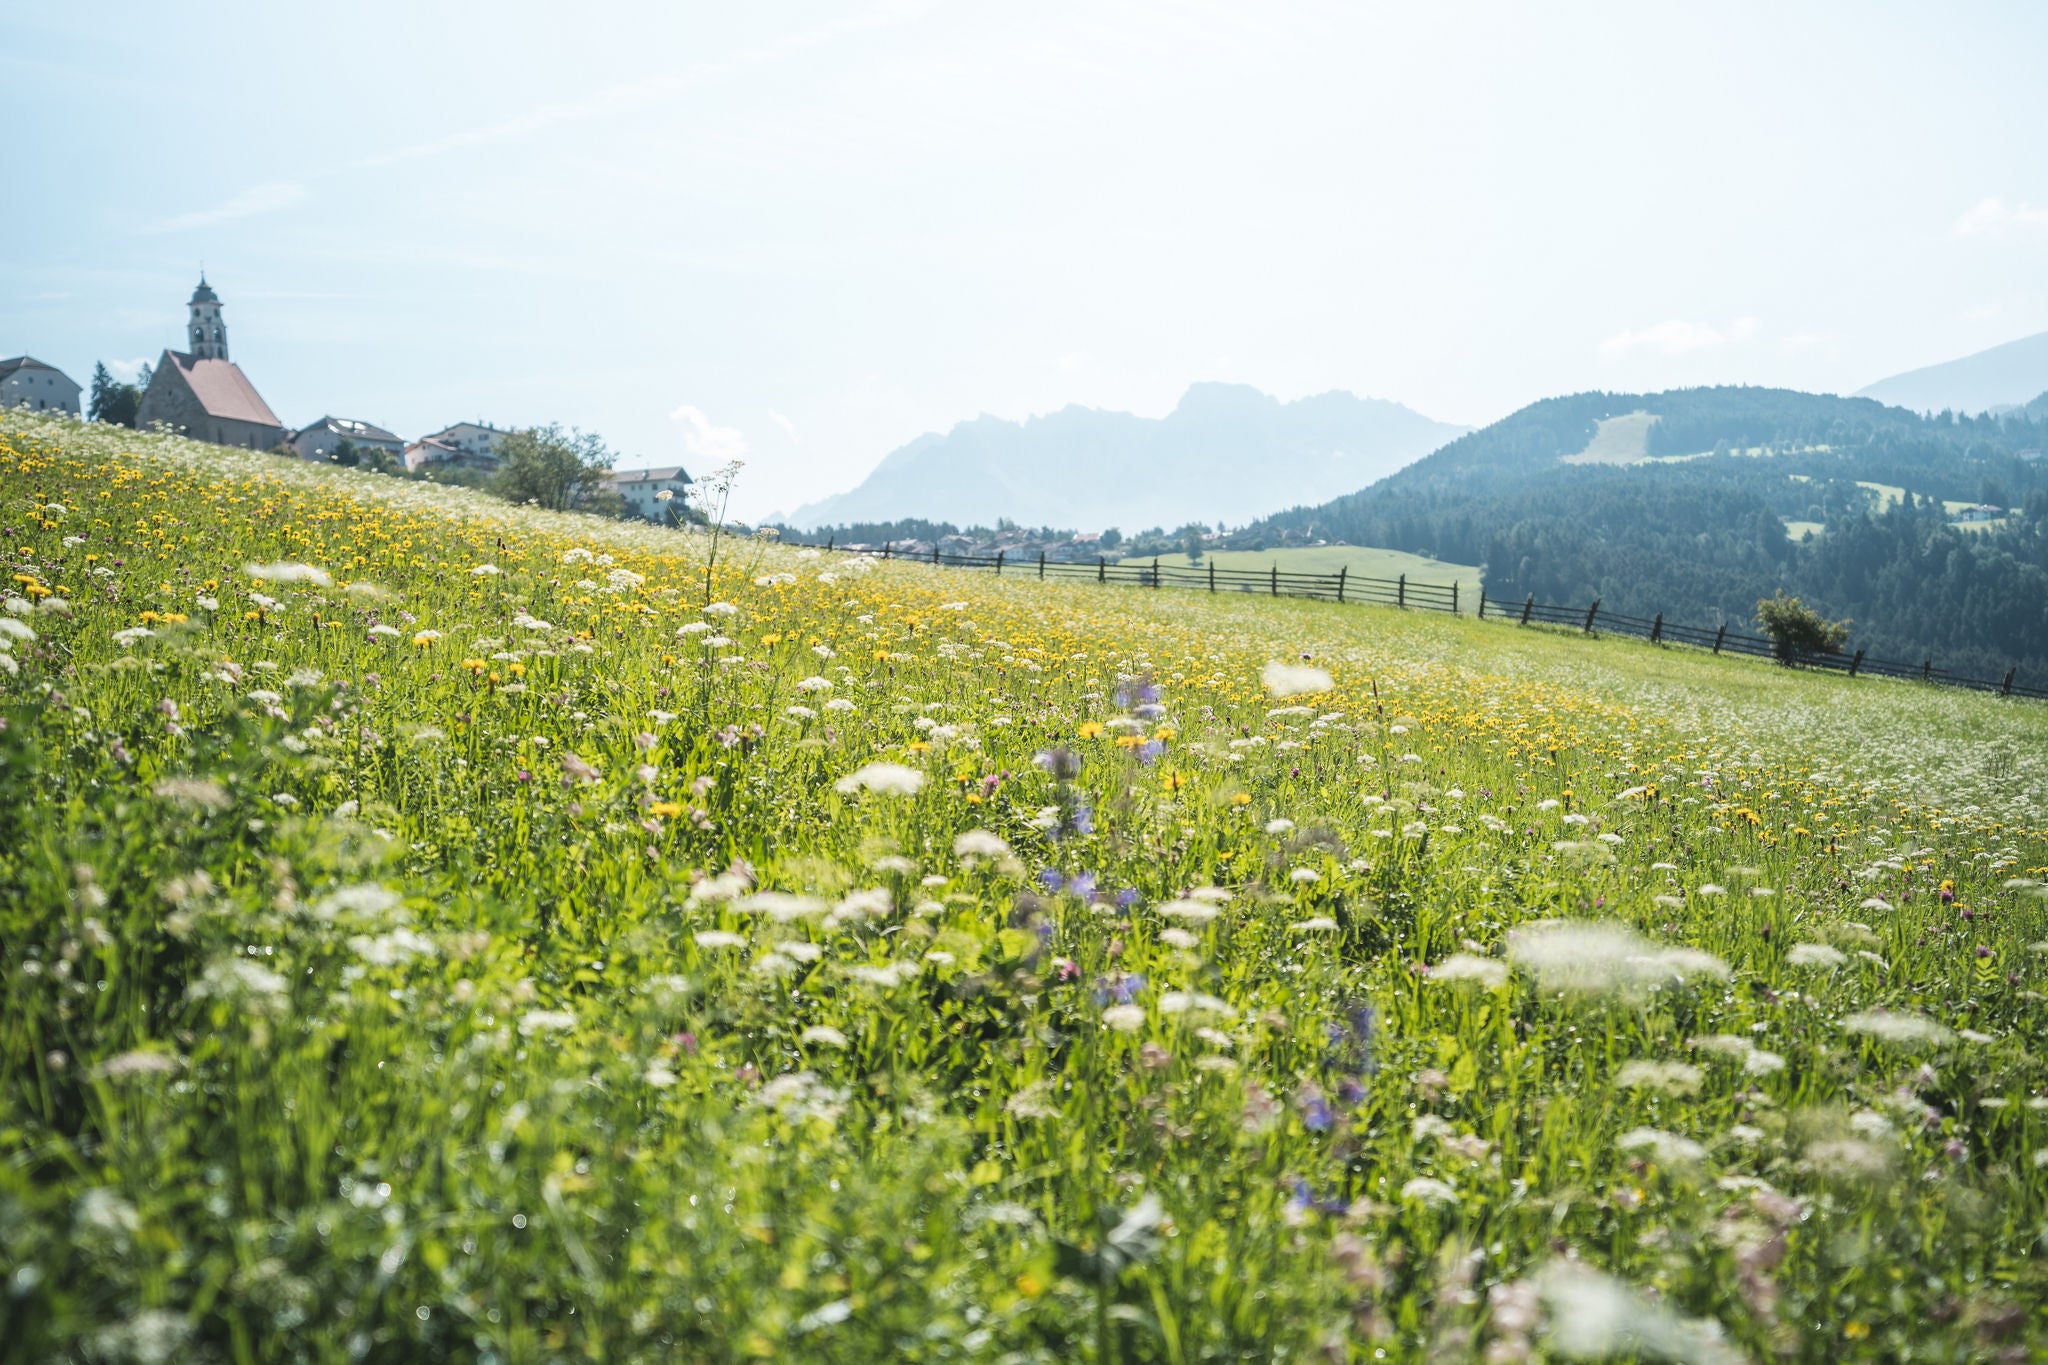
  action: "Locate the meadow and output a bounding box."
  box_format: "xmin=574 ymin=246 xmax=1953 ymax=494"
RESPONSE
xmin=2 ymin=410 xmax=2047 ymax=1363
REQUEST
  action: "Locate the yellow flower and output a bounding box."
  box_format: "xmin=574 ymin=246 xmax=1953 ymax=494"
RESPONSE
xmin=1152 ymin=726 xmax=1176 ymax=741
xmin=1078 ymin=722 xmax=1105 ymax=739
xmin=650 ymin=801 xmax=682 ymax=818
xmin=1230 ymin=792 xmax=1252 ymax=806
xmin=1161 ymin=772 xmax=1186 ymax=791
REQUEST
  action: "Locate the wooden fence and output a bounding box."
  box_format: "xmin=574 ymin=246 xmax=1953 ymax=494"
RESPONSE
xmin=784 ymin=539 xmax=2046 ymax=702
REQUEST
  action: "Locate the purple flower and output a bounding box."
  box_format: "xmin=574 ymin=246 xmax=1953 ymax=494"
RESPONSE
xmin=1137 ymin=740 xmax=1164 ymax=766
xmin=1035 ymin=747 xmax=1081 ymax=781
xmin=1093 ymin=972 xmax=1146 ymax=1005
xmin=1038 ymin=869 xmax=1066 ymax=893
xmin=1067 ymin=871 xmax=1098 ymax=900
xmin=1069 ymin=800 xmax=1094 ymax=836
xmin=1114 ymin=888 xmax=1139 ymax=910
xmin=1299 ymin=1087 xmax=1335 ymax=1133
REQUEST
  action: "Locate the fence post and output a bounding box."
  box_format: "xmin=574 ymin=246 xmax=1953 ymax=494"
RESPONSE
xmin=1270 ymin=564 xmax=1278 ymax=597
xmin=883 ymin=542 xmax=892 ymax=560
xmin=1038 ymin=551 xmax=1046 ymax=579
xmin=1477 ymin=589 xmax=1486 ymax=619
xmin=1520 ymin=595 xmax=1534 ymax=625
xmin=995 ymin=550 xmax=1004 ymax=576
xmin=1398 ymin=574 xmax=1406 ymax=608
xmin=1451 ymin=582 xmax=1458 ymax=614
xmin=2003 ymin=668 xmax=2016 ymax=696
xmin=1336 ymin=566 xmax=1346 ymax=603
xmin=1208 ymin=561 xmax=1216 ymax=593
xmin=1582 ymin=599 xmax=1600 ymax=634
xmin=1712 ymin=624 xmax=1726 ymax=654
xmin=827 ymin=533 xmax=834 ymax=552
xmin=1098 ymin=555 xmax=1106 ymax=584
xmin=1650 ymin=613 xmax=1663 ymax=644
xmin=1922 ymin=658 xmax=1932 ymax=682
xmin=1151 ymin=556 xmax=1161 ymax=588
xmin=932 ymin=542 xmax=941 ymax=565
xmin=1848 ymin=649 xmax=1864 ymax=677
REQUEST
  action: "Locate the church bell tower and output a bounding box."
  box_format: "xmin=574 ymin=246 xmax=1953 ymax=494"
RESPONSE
xmin=187 ymin=274 xmax=227 ymax=360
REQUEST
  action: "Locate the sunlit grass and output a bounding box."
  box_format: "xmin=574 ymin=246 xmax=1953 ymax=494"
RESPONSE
xmin=3 ymin=409 xmax=2046 ymax=1363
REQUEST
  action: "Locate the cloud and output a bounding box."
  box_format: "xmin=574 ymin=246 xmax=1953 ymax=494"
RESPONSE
xmin=105 ymin=358 xmax=152 ymax=384
xmin=769 ymin=410 xmax=800 ymax=443
xmin=1952 ymin=196 xmax=2048 ymax=239
xmin=1056 ymin=351 xmax=1088 ymax=372
xmin=1777 ymin=332 xmax=1833 ymax=354
xmin=670 ymin=405 xmax=749 ymax=462
xmin=1598 ymin=316 xmax=1758 ymax=359
xmin=147 ymin=180 xmax=308 ymax=234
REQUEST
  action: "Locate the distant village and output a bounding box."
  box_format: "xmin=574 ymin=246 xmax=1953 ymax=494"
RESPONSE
xmin=1 ymin=277 xmax=691 ymax=523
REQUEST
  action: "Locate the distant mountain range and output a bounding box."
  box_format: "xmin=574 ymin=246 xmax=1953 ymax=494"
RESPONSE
xmin=1856 ymin=329 xmax=2048 ymax=415
xmin=781 ymin=383 xmax=1467 ymax=531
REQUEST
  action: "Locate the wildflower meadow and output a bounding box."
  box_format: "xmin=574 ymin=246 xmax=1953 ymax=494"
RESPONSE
xmin=3 ymin=409 xmax=2048 ymax=1363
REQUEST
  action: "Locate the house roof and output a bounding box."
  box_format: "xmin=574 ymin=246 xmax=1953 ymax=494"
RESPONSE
xmin=164 ymin=351 xmax=282 ymax=428
xmin=298 ymin=415 xmax=402 ymax=445
xmin=425 ymin=421 xmax=512 ymax=441
xmin=0 ymin=356 xmax=73 ymax=383
xmin=609 ymin=466 xmax=692 ymax=485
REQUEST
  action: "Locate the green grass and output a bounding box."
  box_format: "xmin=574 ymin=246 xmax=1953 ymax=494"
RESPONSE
xmin=1147 ymin=544 xmax=1480 ymax=594
xmin=4 ymin=410 xmax=2048 ymax=1363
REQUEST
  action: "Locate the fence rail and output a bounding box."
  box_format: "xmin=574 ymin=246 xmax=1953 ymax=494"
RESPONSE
xmin=784 ymin=539 xmax=2045 ymax=702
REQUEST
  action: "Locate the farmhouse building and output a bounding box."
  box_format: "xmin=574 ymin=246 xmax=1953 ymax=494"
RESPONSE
xmin=609 ymin=466 xmax=692 ymax=521
xmin=0 ymin=357 xmax=81 ymax=415
xmin=292 ymin=416 xmax=405 ymax=462
xmin=134 ymin=277 xmax=286 ymax=449
xmin=406 ymin=421 xmax=513 ymax=472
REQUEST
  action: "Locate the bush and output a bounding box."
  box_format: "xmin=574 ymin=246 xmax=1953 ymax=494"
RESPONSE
xmin=1755 ymin=590 xmax=1850 ymax=660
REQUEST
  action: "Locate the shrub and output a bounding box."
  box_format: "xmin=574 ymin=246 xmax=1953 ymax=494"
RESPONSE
xmin=1755 ymin=590 xmax=1850 ymax=660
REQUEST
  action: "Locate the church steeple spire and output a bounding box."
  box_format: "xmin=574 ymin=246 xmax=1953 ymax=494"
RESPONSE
xmin=187 ymin=273 xmax=227 ymax=360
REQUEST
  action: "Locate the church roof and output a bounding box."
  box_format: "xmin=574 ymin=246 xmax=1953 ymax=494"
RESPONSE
xmin=164 ymin=351 xmax=282 ymax=428
xmin=190 ymin=276 xmax=219 ymax=305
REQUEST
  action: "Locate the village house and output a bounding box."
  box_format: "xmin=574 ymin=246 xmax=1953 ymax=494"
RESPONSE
xmin=134 ymin=277 xmax=286 ymax=449
xmin=291 ymin=416 xmax=406 ymax=463
xmin=0 ymin=356 xmax=82 ymax=415
xmin=406 ymin=421 xmax=513 ymax=472
xmin=608 ymin=466 xmax=692 ymax=521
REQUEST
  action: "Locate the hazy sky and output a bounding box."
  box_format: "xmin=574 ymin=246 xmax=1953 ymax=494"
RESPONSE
xmin=5 ymin=2 xmax=2046 ymax=519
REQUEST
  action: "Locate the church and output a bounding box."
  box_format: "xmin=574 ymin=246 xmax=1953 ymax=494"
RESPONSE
xmin=135 ymin=276 xmax=287 ymax=449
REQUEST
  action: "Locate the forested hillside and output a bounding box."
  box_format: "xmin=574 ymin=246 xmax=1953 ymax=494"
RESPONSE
xmin=1252 ymin=387 xmax=2048 ymax=678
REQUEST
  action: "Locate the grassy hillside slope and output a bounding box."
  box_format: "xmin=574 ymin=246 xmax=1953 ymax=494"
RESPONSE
xmin=3 ymin=412 xmax=2047 ymax=1362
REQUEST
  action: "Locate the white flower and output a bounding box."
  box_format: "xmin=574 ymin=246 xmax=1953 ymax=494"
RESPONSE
xmin=1260 ymin=661 xmax=1334 ymax=698
xmin=1786 ymin=942 xmax=1847 ymax=970
xmin=368 ymin=623 xmax=402 ymax=637
xmin=1506 ymin=920 xmax=1728 ymax=998
xmin=111 ymin=626 xmax=153 ymax=647
xmin=1399 ymin=1177 xmax=1458 ymax=1206
xmin=244 ymin=562 xmax=331 ymax=585
xmin=1429 ymin=953 xmax=1508 ymax=988
xmin=953 ymin=829 xmax=1011 ymax=859
xmin=1102 ymin=1004 xmax=1147 ymax=1032
xmin=1159 ymin=990 xmax=1235 ymax=1018
xmin=1157 ymin=898 xmax=1220 ymax=924
xmin=1159 ymin=927 xmax=1200 ymax=949
xmin=796 ymin=675 xmax=834 ymax=692
xmin=1841 ymin=1010 xmax=1953 ymax=1048
xmin=703 ymin=601 xmax=739 ymax=616
xmin=1616 ymin=1060 xmax=1702 ymax=1095
xmin=835 ymin=763 xmax=925 ymax=797
xmin=468 ymin=564 xmax=502 ymax=576
xmin=800 ymin=1025 xmax=849 ymax=1048
xmin=518 ymin=1009 xmax=578 ymax=1035
xmin=693 ymin=929 xmax=747 ymax=949
xmin=736 ymin=892 xmax=828 ymax=922
xmin=1616 ymin=1127 xmax=1707 ymax=1164
xmin=1263 ymin=818 xmax=1296 ymax=835
xmin=824 ymin=697 xmax=856 ymax=712
xmin=1288 ymin=867 xmax=1321 ymax=884
xmin=644 ymin=1065 xmax=678 ymax=1088
xmin=1290 ymin=916 xmax=1341 ymax=933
